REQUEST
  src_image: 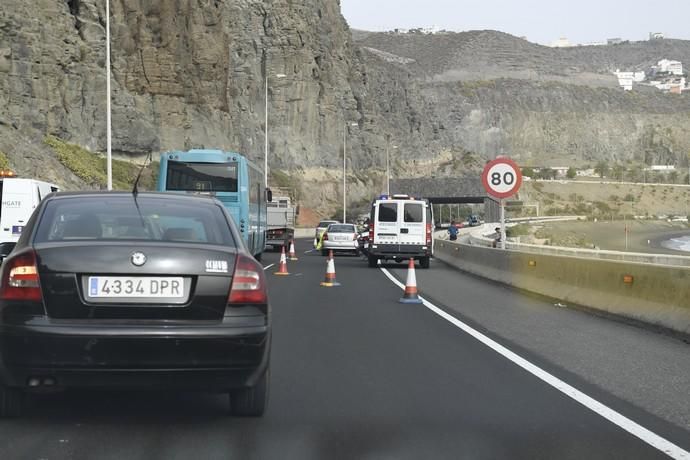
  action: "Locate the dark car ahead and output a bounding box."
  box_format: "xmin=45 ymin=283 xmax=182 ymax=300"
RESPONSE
xmin=0 ymin=192 xmax=270 ymax=417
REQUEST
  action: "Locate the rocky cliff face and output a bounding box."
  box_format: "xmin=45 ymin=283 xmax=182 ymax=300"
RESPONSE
xmin=1 ymin=0 xmax=360 ymax=161
xmin=3 ymin=3 xmax=690 ymax=221
xmin=0 ymin=0 xmax=386 ymax=216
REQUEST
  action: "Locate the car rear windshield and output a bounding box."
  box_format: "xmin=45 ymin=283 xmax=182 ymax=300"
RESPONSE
xmin=166 ymin=160 xmax=238 ymax=192
xmin=34 ymin=196 xmax=235 ymax=246
xmin=378 ymin=203 xmax=398 ymax=222
xmin=318 ymin=220 xmax=338 ymax=227
xmin=404 ymin=203 xmax=424 ymax=223
xmin=328 ymin=224 xmax=355 ymax=233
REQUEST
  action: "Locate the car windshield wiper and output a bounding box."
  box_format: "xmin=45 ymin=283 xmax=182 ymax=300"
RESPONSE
xmin=131 ymin=152 xmax=152 ymax=228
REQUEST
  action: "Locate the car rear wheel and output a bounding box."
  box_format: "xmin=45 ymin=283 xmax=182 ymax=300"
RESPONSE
xmin=420 ymin=257 xmax=430 ymax=269
xmin=321 ymin=249 xmax=328 ymax=256
xmin=229 ymin=369 xmax=269 ymax=417
xmin=367 ymin=255 xmax=378 ymax=268
xmin=0 ymin=385 xmax=24 ymax=418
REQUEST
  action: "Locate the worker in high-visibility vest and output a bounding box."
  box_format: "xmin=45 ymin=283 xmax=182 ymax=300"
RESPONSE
xmin=315 ymin=229 xmax=327 ymax=250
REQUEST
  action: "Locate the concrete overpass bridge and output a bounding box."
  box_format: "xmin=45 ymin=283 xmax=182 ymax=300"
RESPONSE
xmin=390 ymin=177 xmax=501 ymax=223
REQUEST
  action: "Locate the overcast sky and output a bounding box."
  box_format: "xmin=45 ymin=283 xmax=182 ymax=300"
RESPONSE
xmin=340 ymin=0 xmax=690 ymax=45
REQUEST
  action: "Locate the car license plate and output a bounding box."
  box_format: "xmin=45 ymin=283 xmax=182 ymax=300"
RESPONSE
xmin=88 ymin=276 xmax=184 ymax=298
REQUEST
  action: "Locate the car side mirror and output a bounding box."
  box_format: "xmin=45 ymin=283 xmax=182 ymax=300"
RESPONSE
xmin=265 ymin=188 xmax=273 ymax=203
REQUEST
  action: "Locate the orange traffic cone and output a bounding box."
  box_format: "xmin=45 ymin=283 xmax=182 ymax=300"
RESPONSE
xmin=274 ymin=246 xmax=290 ymax=276
xmin=320 ymin=250 xmax=340 ymax=287
xmin=399 ymin=258 xmax=423 ymax=304
xmin=288 ymin=240 xmax=298 ymax=261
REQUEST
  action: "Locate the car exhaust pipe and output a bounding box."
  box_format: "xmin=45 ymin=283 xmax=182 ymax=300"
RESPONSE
xmin=27 ymin=376 xmax=58 ymax=387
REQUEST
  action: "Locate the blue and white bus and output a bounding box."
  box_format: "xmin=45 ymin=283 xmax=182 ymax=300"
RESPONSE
xmin=157 ymin=149 xmax=268 ymax=258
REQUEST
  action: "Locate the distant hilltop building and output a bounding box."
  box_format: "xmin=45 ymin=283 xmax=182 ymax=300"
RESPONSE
xmin=550 ymin=37 xmax=574 ymax=48
xmin=389 ymin=26 xmax=448 ymax=35
xmin=607 ymin=38 xmax=623 ymax=45
xmin=550 ymin=37 xmax=610 ymax=48
xmin=649 ymin=32 xmax=664 ymax=40
xmin=614 ymin=59 xmax=686 ymax=93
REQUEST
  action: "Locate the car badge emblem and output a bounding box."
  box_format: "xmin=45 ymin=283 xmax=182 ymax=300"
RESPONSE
xmin=131 ymin=252 xmax=147 ymax=267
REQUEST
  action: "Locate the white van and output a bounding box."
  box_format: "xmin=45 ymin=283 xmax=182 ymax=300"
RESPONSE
xmin=366 ymin=194 xmax=434 ymax=268
xmin=0 ymin=178 xmax=59 ymax=243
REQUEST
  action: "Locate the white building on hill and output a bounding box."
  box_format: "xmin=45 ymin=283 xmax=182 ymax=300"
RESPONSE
xmin=657 ymin=59 xmax=683 ymax=75
xmin=614 ymin=70 xmax=645 ymax=90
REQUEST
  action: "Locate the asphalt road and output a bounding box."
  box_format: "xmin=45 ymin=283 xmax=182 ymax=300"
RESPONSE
xmin=0 ymin=239 xmax=688 ymax=459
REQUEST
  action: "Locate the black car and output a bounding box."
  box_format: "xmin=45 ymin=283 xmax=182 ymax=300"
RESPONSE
xmin=0 ymin=192 xmax=270 ymax=417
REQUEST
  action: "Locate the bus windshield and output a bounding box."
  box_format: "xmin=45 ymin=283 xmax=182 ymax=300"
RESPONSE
xmin=165 ymin=160 xmax=238 ymax=192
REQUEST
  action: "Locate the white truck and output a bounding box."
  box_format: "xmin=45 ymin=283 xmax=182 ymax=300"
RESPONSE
xmin=0 ymin=177 xmax=59 ymax=244
xmin=265 ymin=196 xmax=297 ymax=251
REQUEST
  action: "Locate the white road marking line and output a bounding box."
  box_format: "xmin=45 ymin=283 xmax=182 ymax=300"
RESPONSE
xmin=262 ymin=264 xmax=275 ymax=271
xmin=380 ymin=267 xmax=690 ymax=460
xmin=304 ymin=249 xmax=316 ymax=254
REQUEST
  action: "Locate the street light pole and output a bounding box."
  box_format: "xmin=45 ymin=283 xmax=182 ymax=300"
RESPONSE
xmin=105 ymin=0 xmax=112 ymax=190
xmin=342 ymin=122 xmax=358 ymax=223
xmin=264 ymin=73 xmax=286 ymax=189
xmin=343 ymin=124 xmax=347 ymax=223
xmin=385 ymin=134 xmax=390 ymax=195
xmin=264 ymin=74 xmax=268 ymax=189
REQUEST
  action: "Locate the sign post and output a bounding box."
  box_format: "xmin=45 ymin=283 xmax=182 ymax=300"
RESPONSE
xmin=481 ymin=157 xmax=523 ymax=249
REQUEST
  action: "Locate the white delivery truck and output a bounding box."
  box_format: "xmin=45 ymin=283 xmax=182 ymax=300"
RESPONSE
xmin=366 ymin=194 xmax=434 ymax=269
xmin=265 ymin=196 xmax=297 ymax=250
xmin=0 ymin=177 xmax=59 ymax=243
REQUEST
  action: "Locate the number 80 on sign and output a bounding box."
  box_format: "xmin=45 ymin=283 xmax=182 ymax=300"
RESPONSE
xmin=481 ymin=157 xmax=523 ymax=199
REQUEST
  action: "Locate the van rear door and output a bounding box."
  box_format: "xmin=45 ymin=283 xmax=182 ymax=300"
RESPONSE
xmin=0 ymin=179 xmax=33 ymax=243
xmin=374 ymin=201 xmax=399 ymax=246
xmin=399 ymin=201 xmax=425 ymax=246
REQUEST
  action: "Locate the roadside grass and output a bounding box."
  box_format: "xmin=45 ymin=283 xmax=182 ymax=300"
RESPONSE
xmin=0 ymin=151 xmax=11 ymax=170
xmin=43 ymin=136 xmax=158 ymax=190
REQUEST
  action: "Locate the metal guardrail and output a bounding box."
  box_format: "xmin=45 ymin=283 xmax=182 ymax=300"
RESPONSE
xmin=434 ymin=219 xmax=690 ymax=267
xmin=466 ymin=231 xmax=690 ymax=268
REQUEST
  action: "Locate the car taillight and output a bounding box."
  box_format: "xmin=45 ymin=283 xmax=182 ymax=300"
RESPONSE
xmin=323 ymin=233 xmax=328 ymax=241
xmin=228 ymin=255 xmax=267 ymax=304
xmin=369 ymin=222 xmax=374 ymax=241
xmin=0 ymin=251 xmax=42 ymax=301
xmin=426 ymin=223 xmax=432 ymax=245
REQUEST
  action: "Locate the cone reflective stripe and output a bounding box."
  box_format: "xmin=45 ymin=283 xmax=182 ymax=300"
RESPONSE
xmin=320 ymin=250 xmax=340 ymax=287
xmin=274 ymin=246 xmax=290 ymax=276
xmin=399 ymin=258 xmax=423 ymax=304
xmin=288 ymin=240 xmax=298 ymax=261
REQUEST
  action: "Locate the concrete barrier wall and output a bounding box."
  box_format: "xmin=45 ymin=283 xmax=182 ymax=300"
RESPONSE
xmin=434 ymin=241 xmax=690 ymax=335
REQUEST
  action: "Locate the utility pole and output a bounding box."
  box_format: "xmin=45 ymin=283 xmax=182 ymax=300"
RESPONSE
xmin=343 ymin=124 xmax=346 ymax=223
xmin=105 ymin=0 xmax=112 ymax=190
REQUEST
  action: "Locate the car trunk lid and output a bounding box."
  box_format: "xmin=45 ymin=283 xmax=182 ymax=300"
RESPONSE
xmin=35 ymin=242 xmax=236 ymax=321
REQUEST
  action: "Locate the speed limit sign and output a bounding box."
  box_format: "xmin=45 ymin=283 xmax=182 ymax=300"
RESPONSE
xmin=481 ymin=157 xmax=522 ymax=199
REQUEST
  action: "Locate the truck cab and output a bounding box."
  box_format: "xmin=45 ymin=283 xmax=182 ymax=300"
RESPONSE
xmin=266 ymin=196 xmax=296 ymax=250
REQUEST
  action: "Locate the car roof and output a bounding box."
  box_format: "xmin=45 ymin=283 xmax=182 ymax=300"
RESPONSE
xmin=46 ymin=191 xmax=220 ymax=204
xmin=327 ymin=223 xmax=355 ymax=230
